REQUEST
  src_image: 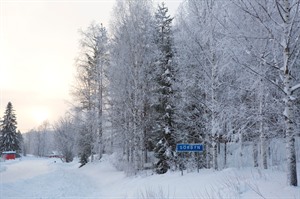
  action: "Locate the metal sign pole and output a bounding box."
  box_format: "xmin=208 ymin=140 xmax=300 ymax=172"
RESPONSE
xmin=176 ymin=144 xmax=203 ymax=176
xmin=181 ymin=153 xmax=184 ymax=176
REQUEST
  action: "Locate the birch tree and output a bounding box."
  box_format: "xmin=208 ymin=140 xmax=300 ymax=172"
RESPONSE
xmin=109 ymin=0 xmax=157 ymax=173
xmin=72 ymin=22 xmax=109 ymax=164
xmin=175 ymin=0 xmax=231 ymax=170
xmin=54 ymin=114 xmax=77 ymax=162
xmin=231 ymin=0 xmax=300 ymax=186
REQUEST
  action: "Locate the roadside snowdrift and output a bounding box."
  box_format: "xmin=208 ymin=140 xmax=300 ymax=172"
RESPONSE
xmin=0 ymin=155 xmax=299 ymax=199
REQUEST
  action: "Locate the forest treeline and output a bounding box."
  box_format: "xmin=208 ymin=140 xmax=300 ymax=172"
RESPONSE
xmin=22 ymin=0 xmax=300 ymax=186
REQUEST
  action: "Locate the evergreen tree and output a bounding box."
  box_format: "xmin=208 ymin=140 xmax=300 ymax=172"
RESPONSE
xmin=0 ymin=102 xmax=21 ymax=153
xmin=153 ymin=3 xmax=176 ymax=174
xmin=78 ymin=124 xmax=93 ymax=167
xmin=17 ymin=130 xmax=23 ymax=154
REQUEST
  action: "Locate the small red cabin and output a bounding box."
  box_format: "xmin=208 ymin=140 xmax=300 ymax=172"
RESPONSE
xmin=2 ymin=151 xmax=16 ymax=160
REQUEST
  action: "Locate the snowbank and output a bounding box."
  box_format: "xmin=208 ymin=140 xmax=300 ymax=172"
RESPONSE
xmin=0 ymin=155 xmax=299 ymax=199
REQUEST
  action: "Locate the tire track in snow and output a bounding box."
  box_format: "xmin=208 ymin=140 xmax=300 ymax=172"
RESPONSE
xmin=0 ymin=158 xmax=102 ymax=198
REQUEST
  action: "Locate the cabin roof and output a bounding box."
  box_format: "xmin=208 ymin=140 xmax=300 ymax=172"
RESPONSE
xmin=2 ymin=151 xmax=16 ymax=154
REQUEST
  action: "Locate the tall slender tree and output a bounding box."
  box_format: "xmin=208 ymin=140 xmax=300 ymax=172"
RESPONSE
xmin=109 ymin=0 xmax=157 ymax=173
xmin=72 ymin=22 xmax=109 ymax=165
xmin=153 ymin=2 xmax=177 ymax=174
xmin=175 ymin=0 xmax=231 ymax=170
xmin=230 ymin=0 xmax=300 ymax=186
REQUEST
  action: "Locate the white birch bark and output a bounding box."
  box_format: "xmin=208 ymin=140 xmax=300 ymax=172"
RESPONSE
xmin=231 ymin=0 xmax=299 ymax=185
xmin=96 ymin=38 xmax=104 ymax=160
xmin=239 ymin=129 xmax=243 ymax=168
xmin=259 ymin=61 xmax=267 ymax=169
xmin=282 ymin=0 xmax=298 ymax=186
xmin=211 ymin=52 xmax=218 ymax=170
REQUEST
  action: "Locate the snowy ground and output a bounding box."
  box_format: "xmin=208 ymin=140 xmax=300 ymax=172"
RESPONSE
xmin=0 ymin=155 xmax=299 ymax=199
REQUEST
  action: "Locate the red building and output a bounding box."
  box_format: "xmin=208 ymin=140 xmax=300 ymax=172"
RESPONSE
xmin=2 ymin=151 xmax=16 ymax=160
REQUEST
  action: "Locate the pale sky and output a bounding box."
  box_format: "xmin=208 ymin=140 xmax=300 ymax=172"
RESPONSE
xmin=0 ymin=0 xmax=182 ymax=132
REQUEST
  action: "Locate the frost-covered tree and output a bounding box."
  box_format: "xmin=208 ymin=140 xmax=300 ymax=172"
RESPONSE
xmin=23 ymin=124 xmax=55 ymax=157
xmin=175 ymin=0 xmax=231 ymax=170
xmin=174 ymin=9 xmax=210 ymax=169
xmin=221 ymin=1 xmax=283 ymax=170
xmin=17 ymin=130 xmax=24 ymax=155
xmin=153 ymin=2 xmax=177 ymax=174
xmin=94 ymin=23 xmax=109 ymax=160
xmin=54 ymin=114 xmax=77 ymax=163
xmin=109 ymin=0 xmax=157 ymax=173
xmin=0 ymin=102 xmax=21 ymax=153
xmin=72 ymin=22 xmax=109 ymax=164
xmin=230 ymin=0 xmax=300 ymax=186
xmin=37 ymin=121 xmax=51 ymax=157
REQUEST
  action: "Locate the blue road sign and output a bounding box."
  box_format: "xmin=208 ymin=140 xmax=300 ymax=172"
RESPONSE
xmin=176 ymin=144 xmax=203 ymax=152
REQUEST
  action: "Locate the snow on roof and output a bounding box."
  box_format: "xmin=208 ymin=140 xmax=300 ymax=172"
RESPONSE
xmin=2 ymin=151 xmax=16 ymax=154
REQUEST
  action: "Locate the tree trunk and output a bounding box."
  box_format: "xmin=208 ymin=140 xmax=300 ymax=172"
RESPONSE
xmin=284 ymin=70 xmax=298 ymax=186
xmin=133 ymin=134 xmax=141 ymax=172
xmin=259 ymin=59 xmax=267 ymax=169
xmin=239 ymin=130 xmax=243 ymax=168
xmin=253 ymin=141 xmax=258 ymax=167
xmin=97 ymin=55 xmax=104 ymax=160
xmin=283 ymin=0 xmax=297 ymax=186
xmin=212 ymin=138 xmax=218 ymax=170
xmin=205 ymin=139 xmax=211 ymax=169
xmin=211 ymin=52 xmax=218 ymax=170
xmin=126 ymin=141 xmax=130 ymax=163
xmin=260 ymin=104 xmax=268 ymax=169
xmin=261 ymin=134 xmax=268 ymax=169
xmin=97 ymin=91 xmax=103 ymax=160
xmin=224 ymin=141 xmax=227 ymax=169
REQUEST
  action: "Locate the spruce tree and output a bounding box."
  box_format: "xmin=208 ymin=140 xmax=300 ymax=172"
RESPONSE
xmin=153 ymin=3 xmax=176 ymax=174
xmin=0 ymin=102 xmax=21 ymax=153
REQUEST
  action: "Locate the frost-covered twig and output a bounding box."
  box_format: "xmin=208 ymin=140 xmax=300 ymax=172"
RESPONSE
xmin=247 ymin=182 xmax=267 ymax=199
xmin=138 ymin=187 xmax=171 ymax=199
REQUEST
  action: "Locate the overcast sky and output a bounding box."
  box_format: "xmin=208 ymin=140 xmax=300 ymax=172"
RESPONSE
xmin=0 ymin=0 xmax=182 ymax=132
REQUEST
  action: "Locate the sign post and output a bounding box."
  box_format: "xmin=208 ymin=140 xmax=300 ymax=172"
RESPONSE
xmin=176 ymin=144 xmax=203 ymax=176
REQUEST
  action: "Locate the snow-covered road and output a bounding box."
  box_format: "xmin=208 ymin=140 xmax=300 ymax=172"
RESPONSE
xmin=1 ymin=157 xmax=101 ymax=198
xmin=1 ymin=155 xmax=299 ymax=199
